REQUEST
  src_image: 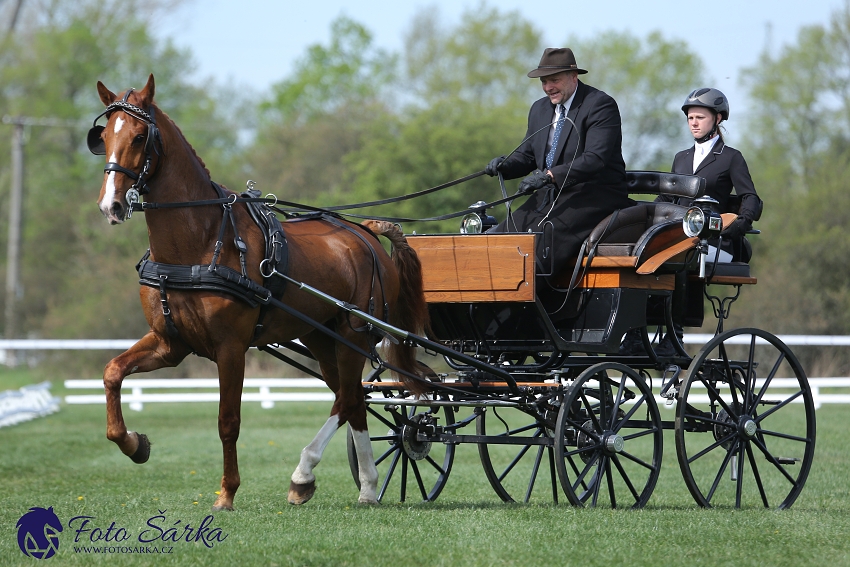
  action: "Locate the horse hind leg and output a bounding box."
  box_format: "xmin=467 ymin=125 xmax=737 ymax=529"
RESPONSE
xmin=288 ymin=414 xmax=341 ymax=505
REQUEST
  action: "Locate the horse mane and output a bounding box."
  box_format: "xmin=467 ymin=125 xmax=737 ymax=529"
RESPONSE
xmin=153 ymin=103 xmax=212 ymax=179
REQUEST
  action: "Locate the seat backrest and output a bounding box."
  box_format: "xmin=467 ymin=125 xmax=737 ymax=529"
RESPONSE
xmin=586 ymin=202 xmax=688 ymax=249
xmin=626 ymin=171 xmax=706 ymax=200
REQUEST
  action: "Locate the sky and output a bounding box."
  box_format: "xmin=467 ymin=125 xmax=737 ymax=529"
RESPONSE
xmin=158 ymin=0 xmax=845 ymax=109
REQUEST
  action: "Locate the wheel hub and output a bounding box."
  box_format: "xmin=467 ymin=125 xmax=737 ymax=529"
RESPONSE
xmin=401 ymin=413 xmax=434 ymax=460
xmin=603 ymin=433 xmax=625 ymax=455
xmin=738 ymin=415 xmax=757 ymax=439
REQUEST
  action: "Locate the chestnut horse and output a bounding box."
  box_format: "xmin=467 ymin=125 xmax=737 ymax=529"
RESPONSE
xmin=92 ymin=75 xmax=428 ymax=510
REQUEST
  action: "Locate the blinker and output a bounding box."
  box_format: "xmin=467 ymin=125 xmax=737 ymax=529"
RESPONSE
xmin=87 ymin=125 xmax=106 ymax=155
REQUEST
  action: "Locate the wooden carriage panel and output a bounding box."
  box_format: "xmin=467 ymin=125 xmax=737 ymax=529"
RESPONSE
xmin=408 ymin=234 xmax=535 ymax=302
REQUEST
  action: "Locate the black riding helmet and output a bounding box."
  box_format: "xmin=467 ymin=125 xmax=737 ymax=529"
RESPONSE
xmin=681 ymin=87 xmax=729 ymax=121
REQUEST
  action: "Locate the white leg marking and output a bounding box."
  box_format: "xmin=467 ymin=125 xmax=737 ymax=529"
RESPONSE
xmin=350 ymin=426 xmax=379 ymax=503
xmin=291 ymin=415 xmax=340 ymax=485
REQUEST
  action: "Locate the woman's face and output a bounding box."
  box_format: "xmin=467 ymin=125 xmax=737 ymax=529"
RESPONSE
xmin=687 ymin=107 xmax=720 ymax=140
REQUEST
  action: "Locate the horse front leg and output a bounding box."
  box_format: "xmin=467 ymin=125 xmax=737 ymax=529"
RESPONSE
xmin=103 ymin=331 xmax=189 ymax=462
xmin=212 ymin=348 xmax=246 ymax=511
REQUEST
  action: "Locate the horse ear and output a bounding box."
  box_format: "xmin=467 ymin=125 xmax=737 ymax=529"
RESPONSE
xmin=96 ymin=81 xmax=115 ymax=107
xmin=139 ymin=74 xmax=156 ymax=104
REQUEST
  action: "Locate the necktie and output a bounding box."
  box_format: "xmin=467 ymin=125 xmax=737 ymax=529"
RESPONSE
xmin=546 ymin=104 xmax=566 ymax=170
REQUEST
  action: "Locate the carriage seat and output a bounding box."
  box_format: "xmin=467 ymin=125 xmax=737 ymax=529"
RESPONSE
xmin=583 ymin=171 xmax=706 ymax=264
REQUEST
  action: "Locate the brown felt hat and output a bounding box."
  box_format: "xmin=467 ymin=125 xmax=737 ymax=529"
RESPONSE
xmin=527 ymin=48 xmax=587 ymax=78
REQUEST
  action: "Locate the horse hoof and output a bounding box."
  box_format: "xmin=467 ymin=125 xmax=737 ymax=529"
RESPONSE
xmin=358 ymin=498 xmax=379 ymax=506
xmin=211 ymin=504 xmax=234 ymax=512
xmin=288 ymin=480 xmax=316 ymax=505
xmin=129 ymin=433 xmax=151 ymax=464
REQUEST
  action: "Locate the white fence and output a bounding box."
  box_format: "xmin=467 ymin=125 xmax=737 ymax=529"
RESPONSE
xmin=64 ymin=378 xmax=332 ymax=411
xmin=61 ymin=377 xmax=850 ymax=411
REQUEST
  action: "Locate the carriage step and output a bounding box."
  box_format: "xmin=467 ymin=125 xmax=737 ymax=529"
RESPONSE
xmin=777 ymin=457 xmax=800 ymax=465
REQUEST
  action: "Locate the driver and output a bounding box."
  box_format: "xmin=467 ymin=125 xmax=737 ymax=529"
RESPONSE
xmin=483 ymin=47 xmax=633 ymax=282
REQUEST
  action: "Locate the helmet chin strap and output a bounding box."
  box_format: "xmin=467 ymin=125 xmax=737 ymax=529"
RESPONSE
xmin=694 ymin=113 xmax=721 ymax=144
xmin=694 ymin=123 xmax=718 ymax=144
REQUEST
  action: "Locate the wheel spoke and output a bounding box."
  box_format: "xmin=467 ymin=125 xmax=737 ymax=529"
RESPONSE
xmin=368 ymin=406 xmax=400 ymax=430
xmin=574 ymin=452 xmax=601 ymax=491
xmin=754 ymin=390 xmax=804 ymax=422
xmin=622 ymin=428 xmax=657 ymax=442
xmin=618 ymin=449 xmax=657 ymax=471
xmin=581 ymin=390 xmax=605 ymax=436
xmin=378 ymin=449 xmax=401 ymax=501
xmin=611 ymin=454 xmax=641 ymax=503
xmin=591 ymin=456 xmax=606 ymax=506
xmin=758 ymin=428 xmax=810 ymax=444
xmin=424 ymin=454 xmax=447 ymax=476
xmin=548 ymin=447 xmax=559 ymax=504
xmin=410 ymin=459 xmax=428 ymax=501
xmin=605 ymin=458 xmax=617 ymax=508
xmin=745 ymin=334 xmax=757 ymax=411
xmin=613 ymin=394 xmax=646 ymax=433
xmin=746 ymin=442 xmax=769 ymax=508
xmin=705 ymin=440 xmax=737 ymax=505
xmin=524 ymin=445 xmax=545 ymax=503
xmin=735 ymin=442 xmax=745 ymax=508
xmin=751 ymin=349 xmax=786 ymax=409
xmin=374 ymin=445 xmax=396 ymax=467
xmin=751 ymin=436 xmax=800 ymax=486
xmin=698 ymin=376 xmax=740 ymax=420
xmin=687 ymin=431 xmax=736 ymax=465
xmin=497 ymin=441 xmax=535 ymax=482
xmin=610 ymin=375 xmax=628 ymax=430
xmin=400 ymin=454 xmax=408 ymax=502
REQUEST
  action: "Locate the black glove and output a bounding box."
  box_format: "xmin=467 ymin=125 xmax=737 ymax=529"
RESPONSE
xmin=517 ymin=170 xmax=553 ymax=195
xmin=722 ymin=216 xmax=751 ymax=240
xmin=485 ymin=155 xmax=506 ymax=177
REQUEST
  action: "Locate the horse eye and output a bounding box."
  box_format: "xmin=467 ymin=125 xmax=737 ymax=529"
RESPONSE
xmin=133 ymin=134 xmax=146 ymax=144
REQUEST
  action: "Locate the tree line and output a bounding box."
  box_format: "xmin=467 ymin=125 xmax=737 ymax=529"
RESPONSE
xmin=2 ymin=0 xmax=850 ymax=375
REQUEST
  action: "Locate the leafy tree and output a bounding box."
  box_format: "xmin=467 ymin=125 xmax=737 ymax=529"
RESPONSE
xmin=565 ymin=31 xmax=706 ymax=170
xmin=0 ymin=0 xmax=241 ymax=369
xmin=245 ymin=16 xmax=396 ymax=202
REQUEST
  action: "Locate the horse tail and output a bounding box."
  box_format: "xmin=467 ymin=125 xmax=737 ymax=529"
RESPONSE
xmin=361 ymin=220 xmax=430 ymax=396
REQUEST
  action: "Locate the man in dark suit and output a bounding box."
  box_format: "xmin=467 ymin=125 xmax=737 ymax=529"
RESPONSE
xmin=485 ymin=47 xmax=633 ymax=281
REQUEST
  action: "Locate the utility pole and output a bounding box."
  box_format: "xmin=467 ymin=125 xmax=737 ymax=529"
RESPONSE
xmin=2 ymin=115 xmax=82 ymax=366
xmin=3 ymin=120 xmax=23 ymax=366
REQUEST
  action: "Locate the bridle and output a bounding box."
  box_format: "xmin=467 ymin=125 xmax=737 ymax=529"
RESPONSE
xmin=87 ymin=88 xmax=162 ymax=217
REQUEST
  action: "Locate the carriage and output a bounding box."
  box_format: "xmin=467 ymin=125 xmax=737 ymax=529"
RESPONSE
xmin=345 ymin=170 xmax=815 ymax=509
xmin=90 ymin=76 xmax=815 ymax=511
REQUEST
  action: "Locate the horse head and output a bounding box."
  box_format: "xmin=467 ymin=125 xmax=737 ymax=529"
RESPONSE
xmin=90 ymin=74 xmax=161 ymax=224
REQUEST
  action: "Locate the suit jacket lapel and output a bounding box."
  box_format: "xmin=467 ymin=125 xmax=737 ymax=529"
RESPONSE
xmin=694 ymin=139 xmax=724 ymax=174
xmin=552 ymin=81 xmax=585 ymax=166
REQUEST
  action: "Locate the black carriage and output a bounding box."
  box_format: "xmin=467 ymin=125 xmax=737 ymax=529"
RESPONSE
xmin=347 ymin=170 xmax=816 ymax=509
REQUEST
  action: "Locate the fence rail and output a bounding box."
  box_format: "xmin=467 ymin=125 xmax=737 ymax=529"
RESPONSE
xmin=62 ymin=377 xmax=850 ymax=411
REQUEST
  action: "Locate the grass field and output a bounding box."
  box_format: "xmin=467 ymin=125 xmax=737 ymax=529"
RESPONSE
xmin=2 ymin=368 xmax=849 ymax=566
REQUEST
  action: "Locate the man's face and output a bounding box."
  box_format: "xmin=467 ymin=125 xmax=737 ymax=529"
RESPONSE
xmin=540 ymin=71 xmax=578 ymax=105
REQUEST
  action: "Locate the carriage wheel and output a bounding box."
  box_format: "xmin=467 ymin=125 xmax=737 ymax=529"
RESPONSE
xmin=554 ymin=362 xmax=663 ymax=508
xmin=675 ymin=328 xmax=816 ymax=509
xmin=347 ymin=399 xmax=455 ymax=503
xmin=476 ymin=399 xmax=562 ymax=503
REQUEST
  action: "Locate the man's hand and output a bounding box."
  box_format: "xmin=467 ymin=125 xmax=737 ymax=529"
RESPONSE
xmin=517 ymin=170 xmax=553 ymax=195
xmin=485 ymin=156 xmax=506 ymax=177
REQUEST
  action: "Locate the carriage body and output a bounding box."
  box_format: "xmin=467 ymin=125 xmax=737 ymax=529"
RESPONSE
xmin=355 ymin=171 xmax=816 ymax=509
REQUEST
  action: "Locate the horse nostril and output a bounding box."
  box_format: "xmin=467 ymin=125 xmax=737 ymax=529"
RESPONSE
xmin=110 ymin=201 xmax=125 ymax=219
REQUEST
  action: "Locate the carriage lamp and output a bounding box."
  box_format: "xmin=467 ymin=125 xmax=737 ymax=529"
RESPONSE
xmin=460 ymin=201 xmax=497 ymax=234
xmin=682 ymin=196 xmax=722 ymax=238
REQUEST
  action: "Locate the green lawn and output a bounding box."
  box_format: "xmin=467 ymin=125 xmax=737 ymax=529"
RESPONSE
xmin=1 ymin=371 xmax=849 ymax=566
